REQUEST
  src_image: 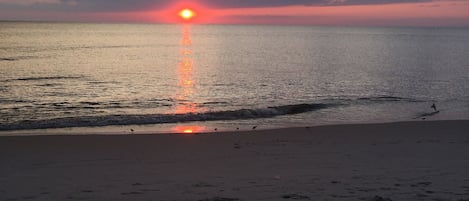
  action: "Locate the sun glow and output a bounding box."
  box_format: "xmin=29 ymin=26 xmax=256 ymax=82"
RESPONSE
xmin=158 ymin=2 xmax=213 ymax=24
xmin=179 ymin=8 xmax=195 ymax=20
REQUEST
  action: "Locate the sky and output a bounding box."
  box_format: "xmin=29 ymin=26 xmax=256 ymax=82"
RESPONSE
xmin=0 ymin=0 xmax=468 ymax=26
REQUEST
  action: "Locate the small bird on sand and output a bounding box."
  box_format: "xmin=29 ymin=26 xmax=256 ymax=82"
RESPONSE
xmin=236 ymin=127 xmax=239 ymax=130
xmin=252 ymin=126 xmax=257 ymax=130
xmin=130 ymin=128 xmax=134 ymax=132
xmin=214 ymin=128 xmax=218 ymax=131
xmin=431 ymin=103 xmax=437 ymax=111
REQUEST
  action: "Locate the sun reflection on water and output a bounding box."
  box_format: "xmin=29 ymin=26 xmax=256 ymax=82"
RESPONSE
xmin=172 ymin=25 xmax=205 ymax=134
xmin=175 ymin=25 xmax=199 ymax=114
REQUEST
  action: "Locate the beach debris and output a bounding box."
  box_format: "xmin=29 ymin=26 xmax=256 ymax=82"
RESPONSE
xmin=236 ymin=127 xmax=239 ymax=130
xmin=281 ymin=193 xmax=310 ymax=200
xmin=252 ymin=126 xmax=257 ymax=130
xmin=214 ymin=128 xmax=218 ymax=131
xmin=198 ymin=197 xmax=240 ymax=201
xmin=369 ymin=195 xmax=393 ymax=201
xmin=130 ymin=128 xmax=134 ymax=132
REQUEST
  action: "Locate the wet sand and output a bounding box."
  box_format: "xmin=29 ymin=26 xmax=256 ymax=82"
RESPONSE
xmin=1 ymin=120 xmax=469 ymax=201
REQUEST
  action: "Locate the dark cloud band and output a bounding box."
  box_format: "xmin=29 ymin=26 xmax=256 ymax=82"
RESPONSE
xmin=200 ymin=0 xmax=432 ymax=8
xmin=0 ymin=0 xmax=435 ymax=12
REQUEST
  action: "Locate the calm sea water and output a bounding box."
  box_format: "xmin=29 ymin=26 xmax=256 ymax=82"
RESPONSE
xmin=1 ymin=22 xmax=469 ymax=134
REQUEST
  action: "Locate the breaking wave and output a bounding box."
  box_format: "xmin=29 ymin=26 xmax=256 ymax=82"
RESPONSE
xmin=0 ymin=56 xmax=37 ymax=61
xmin=11 ymin=76 xmax=84 ymax=82
xmin=356 ymin=96 xmax=421 ymax=103
xmin=0 ymin=103 xmax=333 ymax=131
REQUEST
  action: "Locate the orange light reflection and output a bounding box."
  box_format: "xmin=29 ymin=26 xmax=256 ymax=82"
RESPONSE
xmin=171 ymin=25 xmax=206 ymax=134
xmin=174 ymin=25 xmax=200 ymax=115
xmin=172 ymin=125 xmax=206 ymax=134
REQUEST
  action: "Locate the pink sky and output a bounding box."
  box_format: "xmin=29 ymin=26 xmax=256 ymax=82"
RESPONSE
xmin=197 ymin=1 xmax=468 ymax=26
xmin=0 ymin=0 xmax=468 ymax=26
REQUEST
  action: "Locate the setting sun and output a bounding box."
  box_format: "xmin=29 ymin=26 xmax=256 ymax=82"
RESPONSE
xmin=179 ymin=8 xmax=195 ymax=20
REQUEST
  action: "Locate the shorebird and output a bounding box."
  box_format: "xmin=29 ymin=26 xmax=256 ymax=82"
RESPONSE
xmin=252 ymin=126 xmax=257 ymax=130
xmin=431 ymin=103 xmax=437 ymax=111
xmin=214 ymin=128 xmax=218 ymax=131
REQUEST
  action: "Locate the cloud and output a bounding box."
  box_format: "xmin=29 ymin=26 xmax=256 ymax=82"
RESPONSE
xmin=198 ymin=0 xmax=434 ymax=8
xmin=0 ymin=0 xmax=77 ymax=6
xmin=0 ymin=0 xmax=441 ymax=12
xmin=0 ymin=0 xmax=61 ymax=5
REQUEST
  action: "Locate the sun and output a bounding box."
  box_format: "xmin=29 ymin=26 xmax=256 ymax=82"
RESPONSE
xmin=178 ymin=8 xmax=195 ymax=20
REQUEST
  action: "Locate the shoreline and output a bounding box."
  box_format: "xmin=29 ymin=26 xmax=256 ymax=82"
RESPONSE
xmin=1 ymin=119 xmax=469 ymax=200
xmin=0 ymin=119 xmax=468 ymax=136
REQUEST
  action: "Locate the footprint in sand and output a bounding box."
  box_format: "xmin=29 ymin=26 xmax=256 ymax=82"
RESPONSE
xmin=369 ymin=195 xmax=393 ymax=201
xmin=131 ymin=182 xmax=144 ymax=186
xmin=198 ymin=197 xmax=240 ymax=201
xmin=140 ymin=188 xmax=160 ymax=192
xmin=22 ymin=195 xmax=39 ymax=200
xmin=121 ymin=191 xmax=143 ymax=195
xmin=193 ymin=182 xmax=215 ymax=188
xmin=281 ymin=193 xmax=310 ymax=200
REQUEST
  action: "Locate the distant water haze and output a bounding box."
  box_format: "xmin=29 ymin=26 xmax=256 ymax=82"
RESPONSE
xmin=1 ymin=22 xmax=469 ymax=134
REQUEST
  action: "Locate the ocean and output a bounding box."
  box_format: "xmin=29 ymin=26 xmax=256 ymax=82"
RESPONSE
xmin=1 ymin=22 xmax=469 ymax=135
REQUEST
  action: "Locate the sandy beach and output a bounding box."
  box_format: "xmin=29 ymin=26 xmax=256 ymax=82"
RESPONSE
xmin=1 ymin=120 xmax=469 ymax=201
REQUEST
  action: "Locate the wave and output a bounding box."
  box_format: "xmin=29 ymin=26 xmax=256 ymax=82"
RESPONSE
xmin=414 ymin=110 xmax=440 ymax=119
xmin=7 ymin=76 xmax=84 ymax=82
xmin=356 ymin=96 xmax=421 ymax=102
xmin=0 ymin=103 xmax=333 ymax=131
xmin=0 ymin=58 xmax=17 ymax=61
xmin=202 ymin=101 xmax=230 ymax=105
xmin=358 ymin=96 xmax=403 ymax=101
xmin=0 ymin=95 xmax=424 ymax=131
xmin=0 ymin=45 xmax=148 ymax=54
xmin=0 ymin=99 xmax=31 ymax=104
xmin=67 ymin=45 xmax=144 ymax=50
xmin=0 ymin=56 xmax=37 ymax=61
